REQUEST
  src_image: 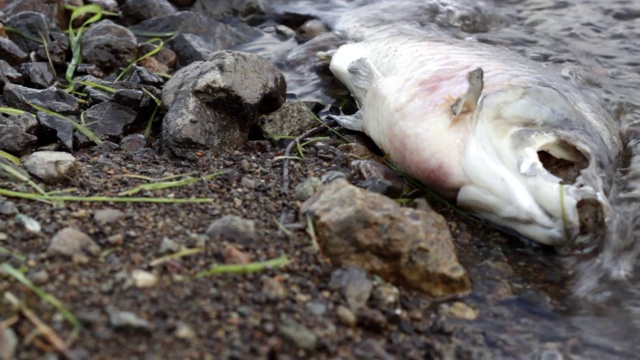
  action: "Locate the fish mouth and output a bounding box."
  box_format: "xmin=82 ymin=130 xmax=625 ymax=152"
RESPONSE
xmin=457 ymin=86 xmax=610 ymax=246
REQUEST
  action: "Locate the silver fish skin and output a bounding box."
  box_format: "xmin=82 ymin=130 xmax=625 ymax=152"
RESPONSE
xmin=329 ymin=35 xmax=622 ymax=246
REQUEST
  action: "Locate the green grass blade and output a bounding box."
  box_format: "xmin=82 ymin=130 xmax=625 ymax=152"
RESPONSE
xmin=1 ymin=263 xmax=81 ymax=340
xmin=0 ymin=150 xmax=21 ymax=166
xmin=4 ymin=26 xmax=44 ymax=44
xmin=116 ymin=38 xmax=164 ymax=82
xmin=0 ymin=162 xmax=48 ymax=196
xmin=194 ymin=256 xmax=290 ymax=278
xmin=141 ymin=86 xmax=162 ymax=138
xmin=0 ymin=107 xmax=26 ymax=116
xmin=66 ymin=4 xmax=103 ymax=90
xmin=77 ymin=80 xmax=118 ymax=94
xmin=28 ymin=103 xmax=103 ymax=145
xmin=64 ymin=4 xmax=120 ymax=17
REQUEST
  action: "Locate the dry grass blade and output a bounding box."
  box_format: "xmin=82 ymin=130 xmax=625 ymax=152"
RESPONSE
xmin=118 ymin=170 xmax=227 ymax=196
xmin=0 ymin=162 xmax=48 ymax=196
xmin=149 ymin=248 xmax=203 ymax=267
xmin=194 ymin=256 xmax=290 ymax=278
xmin=2 ymin=264 xmax=80 ymax=342
xmin=305 ymin=215 xmax=320 ymax=252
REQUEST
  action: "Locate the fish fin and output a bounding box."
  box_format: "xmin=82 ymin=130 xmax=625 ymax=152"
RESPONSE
xmin=348 ymin=57 xmax=383 ymax=107
xmin=451 ymin=68 xmax=484 ymax=116
xmin=329 ymin=110 xmax=364 ymax=132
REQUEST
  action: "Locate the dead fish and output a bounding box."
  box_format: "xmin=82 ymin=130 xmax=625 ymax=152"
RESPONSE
xmin=329 ymin=36 xmax=622 ymax=246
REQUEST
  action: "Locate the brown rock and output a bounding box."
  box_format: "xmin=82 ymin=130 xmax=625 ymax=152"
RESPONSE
xmin=300 ymin=179 xmax=471 ymax=300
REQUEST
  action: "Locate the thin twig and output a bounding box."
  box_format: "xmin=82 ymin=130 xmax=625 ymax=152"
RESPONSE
xmin=4 ymin=292 xmax=76 ymax=360
xmin=281 ymin=119 xmax=337 ymax=192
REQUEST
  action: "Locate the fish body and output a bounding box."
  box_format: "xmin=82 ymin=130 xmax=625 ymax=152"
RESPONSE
xmin=330 ymin=36 xmax=622 ymax=246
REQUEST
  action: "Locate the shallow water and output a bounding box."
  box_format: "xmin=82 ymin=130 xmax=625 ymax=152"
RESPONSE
xmin=241 ymin=0 xmax=640 ymax=357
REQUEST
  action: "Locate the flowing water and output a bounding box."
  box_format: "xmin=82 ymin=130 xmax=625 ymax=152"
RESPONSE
xmin=238 ymin=0 xmax=640 ymax=357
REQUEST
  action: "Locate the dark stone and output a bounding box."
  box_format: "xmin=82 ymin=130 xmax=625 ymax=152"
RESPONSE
xmin=0 ymin=112 xmax=38 ymax=134
xmin=84 ymin=87 xmax=113 ymax=105
xmin=36 ymin=32 xmax=69 ymax=66
xmin=161 ymin=50 xmax=286 ymax=157
xmin=75 ymin=64 xmax=106 ymax=78
xmin=0 ymin=124 xmax=38 ymax=155
xmin=130 ymin=11 xmax=261 ymax=68
xmin=120 ymin=65 xmax=166 ymax=86
xmin=139 ymin=42 xmax=176 ymax=69
xmin=0 ymin=37 xmax=29 ymax=66
xmin=121 ymin=0 xmax=176 ymax=26
xmin=3 ymin=0 xmax=67 ymax=29
xmin=20 ymin=62 xmax=56 ymax=88
xmin=84 ymin=101 xmax=141 ymax=143
xmin=3 ymin=84 xmax=79 ymax=114
xmin=112 ymin=88 xmax=158 ymax=124
xmin=37 ymin=111 xmax=74 ymax=151
xmin=81 ymin=20 xmax=138 ymax=73
xmin=6 ymin=11 xmax=51 ymax=53
xmin=0 ymin=60 xmax=24 ymax=86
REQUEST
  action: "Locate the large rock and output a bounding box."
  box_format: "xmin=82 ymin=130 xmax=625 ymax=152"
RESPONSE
xmin=161 ymin=50 xmax=286 ymax=157
xmin=81 ymin=20 xmax=138 ymax=73
xmin=300 ymin=179 xmax=471 ymax=300
xmin=6 ymin=11 xmax=51 ymax=53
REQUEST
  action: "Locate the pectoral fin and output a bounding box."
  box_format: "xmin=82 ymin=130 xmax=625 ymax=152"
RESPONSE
xmin=451 ymin=68 xmax=484 ymax=116
xmin=329 ymin=110 xmax=364 ymax=131
xmin=348 ymin=57 xmax=383 ymax=108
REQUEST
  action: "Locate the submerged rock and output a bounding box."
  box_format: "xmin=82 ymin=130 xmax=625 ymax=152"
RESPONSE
xmin=81 ymin=20 xmax=138 ymax=73
xmin=3 ymin=84 xmax=79 ymax=114
xmin=23 ymin=150 xmax=77 ymax=184
xmin=161 ymin=50 xmax=286 ymax=157
xmin=300 ymin=179 xmax=471 ymax=300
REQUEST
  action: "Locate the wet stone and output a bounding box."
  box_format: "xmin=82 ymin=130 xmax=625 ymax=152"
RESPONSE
xmin=206 ymin=215 xmax=257 ymax=245
xmin=82 ymin=20 xmax=138 ymax=73
xmin=278 ymin=318 xmax=317 ymax=351
xmin=20 ymin=62 xmax=55 ymax=88
xmin=23 ymin=150 xmax=77 ymax=184
xmin=6 ymin=11 xmax=50 ymax=53
xmin=120 ymin=134 xmax=148 ymax=152
xmin=48 ymin=227 xmax=101 ymax=258
xmin=121 ymin=0 xmax=176 ymax=26
xmin=4 ymin=84 xmax=79 ymax=114
xmin=37 ymin=111 xmax=75 ymax=151
xmin=0 ymin=37 xmax=30 ymax=66
xmin=329 ymin=265 xmax=373 ymax=311
xmin=301 ymin=179 xmax=471 ymax=300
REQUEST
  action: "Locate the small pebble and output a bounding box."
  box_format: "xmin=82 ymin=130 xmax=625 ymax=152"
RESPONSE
xmin=94 ymin=208 xmax=125 ymax=226
xmin=131 ymin=269 xmax=158 ymax=288
xmin=47 ymin=227 xmax=101 ymax=258
xmin=278 ymin=318 xmax=317 ymax=351
xmin=30 ymin=269 xmax=50 ymax=285
xmin=294 ymin=177 xmax=323 ymax=201
xmin=108 ymin=309 xmax=153 ymax=332
xmin=329 ymin=266 xmax=373 ymax=311
xmin=23 ymin=151 xmax=77 ymax=184
xmin=159 ymin=237 xmax=181 ymax=254
xmin=371 ymin=283 xmax=400 ymax=308
xmin=15 ymin=213 xmax=41 ymax=233
xmin=1 ymin=328 xmax=17 ymax=359
xmin=175 ymin=321 xmax=196 ymax=339
xmin=0 ymin=201 xmax=18 ymax=215
xmin=206 ymin=215 xmax=257 ymax=245
xmin=439 ymin=301 xmax=478 ymax=321
xmin=356 ymin=307 xmax=387 ymax=331
xmin=336 ymin=305 xmax=357 ymax=327
xmin=262 ymin=276 xmax=287 ymax=300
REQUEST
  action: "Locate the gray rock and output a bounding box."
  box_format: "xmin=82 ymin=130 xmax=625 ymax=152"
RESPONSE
xmin=0 ymin=201 xmax=18 ymax=216
xmin=161 ymin=50 xmax=286 ymax=157
xmin=1 ymin=328 xmax=18 ymax=360
xmin=48 ymin=227 xmax=101 ymax=258
xmin=3 ymin=0 xmax=66 ymax=30
xmin=0 ymin=59 xmax=24 ymax=86
xmin=131 ymin=12 xmax=261 ymax=68
xmin=20 ymin=62 xmax=55 ymax=88
xmin=121 ymin=0 xmax=176 ymax=25
xmin=1 ymin=111 xmax=38 ymax=134
xmin=0 ymin=122 xmax=38 ymax=155
xmin=81 ymin=20 xmax=138 ymax=73
xmin=278 ymin=318 xmax=317 ymax=351
xmin=329 ymin=265 xmax=373 ymax=311
xmin=23 ymin=151 xmax=77 ymax=184
xmin=6 ymin=11 xmax=50 ymax=53
xmin=294 ymin=177 xmax=323 ymax=201
xmin=257 ymin=100 xmax=320 ymax=141
xmin=159 ymin=237 xmax=181 ymax=254
xmin=300 ymin=179 xmax=471 ymax=300
xmin=94 ymin=208 xmax=125 ymax=226
xmin=36 ymin=32 xmax=69 ymax=67
xmin=0 ymin=37 xmax=29 ymax=66
xmin=15 ymin=213 xmax=41 ymax=233
xmin=206 ymin=215 xmax=256 ymax=245
xmin=84 ymin=101 xmax=140 ymax=143
xmin=3 ymin=84 xmax=79 ymax=114
xmin=37 ymin=111 xmax=75 ymax=151
xmin=108 ymin=308 xmax=154 ymax=332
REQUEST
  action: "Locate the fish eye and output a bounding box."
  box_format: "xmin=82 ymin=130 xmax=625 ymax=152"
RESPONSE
xmin=537 ymin=139 xmax=588 ymax=184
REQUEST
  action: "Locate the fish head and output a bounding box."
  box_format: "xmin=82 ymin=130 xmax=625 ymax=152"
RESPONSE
xmin=457 ymin=85 xmax=614 ymax=247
